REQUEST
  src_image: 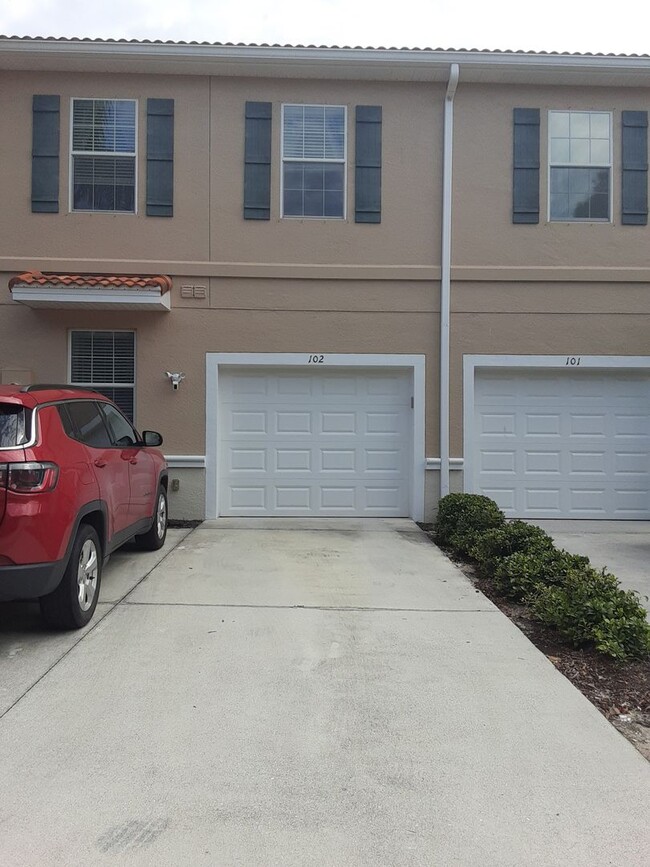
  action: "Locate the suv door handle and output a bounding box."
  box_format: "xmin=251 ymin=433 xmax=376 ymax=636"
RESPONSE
xmin=94 ymin=459 xmax=107 ymax=468
xmin=129 ymin=458 xmax=138 ymax=465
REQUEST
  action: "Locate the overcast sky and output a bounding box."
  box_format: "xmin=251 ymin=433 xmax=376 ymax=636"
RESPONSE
xmin=0 ymin=0 xmax=648 ymax=55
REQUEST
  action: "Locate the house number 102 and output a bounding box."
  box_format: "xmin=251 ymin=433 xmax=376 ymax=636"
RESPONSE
xmin=565 ymin=356 xmax=581 ymax=366
xmin=308 ymin=355 xmax=325 ymax=363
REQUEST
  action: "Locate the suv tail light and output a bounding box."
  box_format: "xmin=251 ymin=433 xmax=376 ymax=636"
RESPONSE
xmin=0 ymin=462 xmax=59 ymax=493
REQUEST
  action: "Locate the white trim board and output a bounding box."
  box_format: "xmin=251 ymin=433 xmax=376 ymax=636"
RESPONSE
xmin=205 ymin=353 xmax=426 ymax=520
xmin=426 ymin=457 xmax=464 ymax=470
xmin=167 ymin=456 xmax=458 ymax=472
xmin=462 ymin=354 xmax=650 ymax=498
xmin=11 ymin=287 xmax=170 ymax=310
xmin=165 ymin=455 xmax=206 ymax=468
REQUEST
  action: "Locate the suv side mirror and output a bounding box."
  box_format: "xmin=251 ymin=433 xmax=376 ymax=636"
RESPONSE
xmin=142 ymin=430 xmax=163 ymax=447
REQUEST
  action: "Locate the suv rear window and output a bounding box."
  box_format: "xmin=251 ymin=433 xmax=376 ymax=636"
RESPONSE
xmin=0 ymin=403 xmax=30 ymax=448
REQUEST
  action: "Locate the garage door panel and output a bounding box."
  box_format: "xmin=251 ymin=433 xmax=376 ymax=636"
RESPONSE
xmin=230 ymin=411 xmax=267 ymax=434
xmin=365 ymin=449 xmax=402 ymax=473
xmin=570 ymin=414 xmax=606 ymax=436
xmin=481 ymin=450 xmax=516 ymax=473
xmin=320 ymin=412 xmax=357 ymax=434
xmin=480 ymin=413 xmax=516 ymax=435
xmin=229 ymin=486 xmax=267 ymax=510
xmin=365 ymin=486 xmax=403 ymax=510
xmin=321 ymin=376 xmax=357 ymax=395
xmin=525 ymin=451 xmax=561 ymax=473
xmin=276 ymin=449 xmax=312 ymax=472
xmin=569 ymin=489 xmax=606 ymax=513
xmin=366 ymin=412 xmax=403 ymax=435
xmin=474 ymin=370 xmax=650 ymax=519
xmin=616 ymin=452 xmax=647 ymax=474
xmin=319 ymin=486 xmax=356 ymax=509
xmin=320 ymin=449 xmax=355 ymax=472
xmin=219 ymin=368 xmax=411 ymax=517
xmin=615 ymin=415 xmax=648 ymax=436
xmin=276 ymin=376 xmax=312 ymax=396
xmin=615 ymin=488 xmax=650 ymax=512
xmin=526 ymin=488 xmax=562 ymax=512
xmin=526 ymin=413 xmax=561 ymax=436
xmin=229 ymin=448 xmax=267 ymax=472
xmin=276 ymin=486 xmax=311 ymax=509
xmin=569 ymin=451 xmax=607 ymax=474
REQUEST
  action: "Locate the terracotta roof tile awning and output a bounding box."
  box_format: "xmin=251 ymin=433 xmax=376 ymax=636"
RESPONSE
xmin=9 ymin=271 xmax=172 ymax=310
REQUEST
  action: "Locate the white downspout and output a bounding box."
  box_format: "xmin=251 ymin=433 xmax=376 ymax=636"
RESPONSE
xmin=440 ymin=63 xmax=459 ymax=500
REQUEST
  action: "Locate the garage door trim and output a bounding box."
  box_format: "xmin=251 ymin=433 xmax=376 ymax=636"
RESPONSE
xmin=463 ymin=354 xmax=650 ymax=516
xmin=206 ymin=353 xmax=426 ymax=520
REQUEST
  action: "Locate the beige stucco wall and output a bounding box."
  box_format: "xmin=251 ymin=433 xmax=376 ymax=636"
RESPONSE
xmin=0 ymin=275 xmax=441 ymax=459
xmin=209 ymin=77 xmax=442 ymax=266
xmin=0 ymin=72 xmax=210 ymax=264
xmin=0 ymin=71 xmax=443 ymax=273
xmin=449 ymin=282 xmax=650 ymax=456
xmin=452 ymin=83 xmax=650 ymax=273
xmin=3 ymin=65 xmax=650 ymax=520
xmin=166 ymin=468 xmax=205 ymax=522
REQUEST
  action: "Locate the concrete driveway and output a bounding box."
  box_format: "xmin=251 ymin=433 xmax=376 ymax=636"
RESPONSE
xmin=534 ymin=520 xmax=650 ymax=614
xmin=1 ymin=519 xmax=649 ymax=866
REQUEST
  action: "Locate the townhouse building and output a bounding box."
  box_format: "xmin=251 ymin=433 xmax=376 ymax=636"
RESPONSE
xmin=1 ymin=37 xmax=649 ymax=521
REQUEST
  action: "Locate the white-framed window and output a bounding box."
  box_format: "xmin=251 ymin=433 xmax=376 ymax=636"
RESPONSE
xmin=281 ymin=104 xmax=346 ymax=218
xmin=70 ymin=99 xmax=137 ymax=213
xmin=69 ymin=330 xmax=136 ymax=421
xmin=548 ymin=110 xmax=612 ymax=222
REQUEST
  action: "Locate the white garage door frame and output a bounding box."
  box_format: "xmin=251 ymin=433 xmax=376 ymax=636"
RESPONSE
xmin=205 ymin=353 xmax=426 ymax=520
xmin=463 ymin=354 xmax=650 ymax=511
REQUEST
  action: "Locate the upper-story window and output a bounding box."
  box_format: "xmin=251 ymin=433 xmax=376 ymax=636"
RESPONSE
xmin=549 ymin=111 xmax=611 ymax=222
xmin=71 ymin=99 xmax=137 ymax=213
xmin=281 ymin=105 xmax=346 ymax=219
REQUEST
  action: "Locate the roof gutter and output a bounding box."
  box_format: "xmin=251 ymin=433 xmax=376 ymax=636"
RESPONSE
xmin=0 ymin=38 xmax=649 ymax=66
xmin=439 ymin=63 xmax=459 ymax=501
xmin=2 ymin=38 xmax=650 ymax=79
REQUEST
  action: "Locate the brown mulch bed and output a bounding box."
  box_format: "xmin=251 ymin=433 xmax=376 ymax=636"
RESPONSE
xmin=420 ymin=529 xmax=650 ymax=760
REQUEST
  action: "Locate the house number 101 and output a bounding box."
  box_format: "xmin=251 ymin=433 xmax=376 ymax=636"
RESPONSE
xmin=308 ymin=355 xmax=325 ymax=363
xmin=565 ymin=356 xmax=581 ymax=366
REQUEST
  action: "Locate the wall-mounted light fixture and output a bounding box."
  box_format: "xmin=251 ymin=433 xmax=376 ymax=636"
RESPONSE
xmin=166 ymin=371 xmax=185 ymax=391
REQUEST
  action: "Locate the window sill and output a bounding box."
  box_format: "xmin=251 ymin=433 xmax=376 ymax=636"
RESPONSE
xmin=547 ymin=219 xmax=612 ymax=225
xmin=280 ymin=215 xmax=346 ymax=221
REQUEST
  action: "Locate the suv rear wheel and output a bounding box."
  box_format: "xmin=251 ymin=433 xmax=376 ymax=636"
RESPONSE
xmin=40 ymin=524 xmax=102 ymax=629
xmin=135 ymin=485 xmax=168 ymax=551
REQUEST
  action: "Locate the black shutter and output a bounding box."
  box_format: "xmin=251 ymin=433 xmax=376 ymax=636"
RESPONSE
xmin=244 ymin=101 xmax=272 ymax=220
xmin=512 ymin=108 xmax=540 ymax=224
xmin=355 ymin=105 xmax=382 ymax=223
xmin=32 ymin=95 xmax=60 ymax=213
xmin=622 ymin=111 xmax=648 ymax=226
xmin=147 ymin=99 xmax=174 ymax=217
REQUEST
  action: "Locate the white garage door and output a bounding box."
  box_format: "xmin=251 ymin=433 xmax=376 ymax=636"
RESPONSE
xmin=218 ymin=368 xmax=412 ymax=516
xmin=472 ymin=370 xmax=650 ymax=519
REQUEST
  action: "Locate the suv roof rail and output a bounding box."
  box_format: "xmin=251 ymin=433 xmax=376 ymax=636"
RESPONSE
xmin=20 ymin=384 xmax=100 ymax=394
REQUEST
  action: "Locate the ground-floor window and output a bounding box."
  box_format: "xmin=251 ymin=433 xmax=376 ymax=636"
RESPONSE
xmin=69 ymin=330 xmax=136 ymax=421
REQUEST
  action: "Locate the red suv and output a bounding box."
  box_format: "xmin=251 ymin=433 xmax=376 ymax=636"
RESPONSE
xmin=0 ymin=385 xmax=168 ymax=629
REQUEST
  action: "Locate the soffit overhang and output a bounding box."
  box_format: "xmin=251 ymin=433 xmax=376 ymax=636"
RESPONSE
xmin=8 ymin=271 xmax=172 ymax=311
xmin=2 ymin=37 xmax=650 ymax=87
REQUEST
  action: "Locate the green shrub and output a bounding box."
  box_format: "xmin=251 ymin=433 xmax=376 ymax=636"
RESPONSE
xmin=470 ymin=521 xmax=554 ymax=576
xmin=434 ymin=493 xmax=505 ymax=556
xmin=492 ymin=547 xmax=590 ymax=600
xmin=530 ymin=567 xmax=650 ymax=660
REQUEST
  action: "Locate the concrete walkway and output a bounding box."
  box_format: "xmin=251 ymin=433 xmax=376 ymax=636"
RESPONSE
xmin=0 ymin=519 xmax=649 ymax=866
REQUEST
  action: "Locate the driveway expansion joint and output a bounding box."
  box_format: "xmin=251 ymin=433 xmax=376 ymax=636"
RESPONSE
xmin=0 ymin=530 xmax=191 ymax=721
xmin=122 ymin=601 xmax=498 ymax=613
